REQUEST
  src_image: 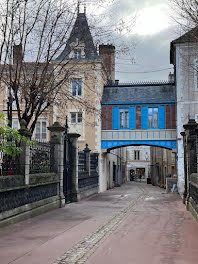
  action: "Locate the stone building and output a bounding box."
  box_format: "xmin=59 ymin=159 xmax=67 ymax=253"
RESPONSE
xmin=170 ymin=26 xmax=198 ymax=195
xmin=53 ymin=9 xmax=127 ymax=192
xmin=126 ymin=146 xmax=151 ymax=180
xmin=150 ymin=147 xmax=177 ymax=187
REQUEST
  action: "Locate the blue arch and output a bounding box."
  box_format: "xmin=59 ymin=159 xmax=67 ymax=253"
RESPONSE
xmin=101 ymin=140 xmax=177 ymax=150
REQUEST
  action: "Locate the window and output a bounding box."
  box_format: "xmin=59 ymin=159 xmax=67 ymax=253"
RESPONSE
xmin=74 ymin=49 xmax=81 ymax=59
xmin=134 ymin=150 xmax=140 ymax=160
xmin=148 ymin=108 xmax=158 ymax=128
xmin=71 ymin=78 xmax=83 ymax=96
xmin=35 ymin=120 xmax=47 ymax=140
xmin=120 ymin=108 xmax=129 ymax=129
xmin=70 ymin=112 xmax=83 ymax=124
xmin=12 ymin=119 xmax=19 ymax=129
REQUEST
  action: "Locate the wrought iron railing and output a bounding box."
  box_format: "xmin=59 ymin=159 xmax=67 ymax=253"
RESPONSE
xmin=78 ymin=174 xmax=99 ymax=189
xmin=90 ymin=153 xmax=99 ymax=172
xmin=78 ymin=151 xmax=85 ymax=172
xmin=30 ymin=141 xmax=55 ymax=174
xmin=0 ymin=136 xmax=20 ymax=176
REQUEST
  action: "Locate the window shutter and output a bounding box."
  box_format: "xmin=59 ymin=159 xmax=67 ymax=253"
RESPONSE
xmin=141 ymin=107 xmax=148 ymax=129
xmin=159 ymin=106 xmax=165 ymax=129
xmin=129 ymin=107 xmax=136 ymax=129
xmin=113 ymin=107 xmax=119 ymax=129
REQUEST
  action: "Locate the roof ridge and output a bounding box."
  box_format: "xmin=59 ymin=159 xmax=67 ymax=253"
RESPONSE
xmin=105 ymin=80 xmax=175 ymax=87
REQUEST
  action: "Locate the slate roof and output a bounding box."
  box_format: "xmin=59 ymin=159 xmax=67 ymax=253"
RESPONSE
xmin=102 ymin=82 xmax=176 ymax=104
xmin=56 ymin=12 xmax=99 ymax=62
xmin=171 ymin=26 xmax=198 ymax=44
xmin=170 ymin=26 xmax=198 ymax=64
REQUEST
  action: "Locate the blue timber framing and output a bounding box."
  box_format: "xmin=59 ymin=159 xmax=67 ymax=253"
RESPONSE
xmin=101 ymin=81 xmax=177 ymax=150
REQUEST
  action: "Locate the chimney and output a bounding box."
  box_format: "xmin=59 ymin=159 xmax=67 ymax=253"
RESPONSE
xmin=13 ymin=44 xmax=23 ymax=65
xmin=99 ymin=44 xmax=115 ymax=82
xmin=168 ymin=72 xmax=174 ymax=83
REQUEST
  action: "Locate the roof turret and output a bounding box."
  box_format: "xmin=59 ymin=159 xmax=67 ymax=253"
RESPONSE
xmin=56 ymin=12 xmax=99 ymax=62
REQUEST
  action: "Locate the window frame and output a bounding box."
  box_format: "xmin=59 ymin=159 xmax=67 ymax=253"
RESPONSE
xmin=73 ymin=49 xmax=82 ymax=59
xmin=134 ymin=150 xmax=140 ymax=161
xmin=148 ymin=107 xmax=158 ymax=129
xmin=34 ymin=119 xmax=48 ymax=141
xmin=12 ymin=118 xmax=19 ymax=130
xmin=70 ymin=111 xmax=83 ymax=124
xmin=119 ymin=108 xmax=129 ymax=129
xmin=71 ymin=78 xmax=83 ymax=97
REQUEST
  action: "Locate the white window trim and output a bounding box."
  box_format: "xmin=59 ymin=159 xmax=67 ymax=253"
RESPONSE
xmin=70 ymin=78 xmax=84 ymax=98
xmin=12 ymin=118 xmax=20 ymax=129
xmin=134 ymin=150 xmax=140 ymax=161
xmin=33 ymin=119 xmax=48 ymax=141
xmin=69 ymin=110 xmax=84 ymax=125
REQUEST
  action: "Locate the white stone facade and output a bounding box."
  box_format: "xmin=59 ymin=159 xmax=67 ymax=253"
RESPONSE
xmin=173 ymin=43 xmax=198 ymax=194
xmin=126 ymin=146 xmax=151 ymax=180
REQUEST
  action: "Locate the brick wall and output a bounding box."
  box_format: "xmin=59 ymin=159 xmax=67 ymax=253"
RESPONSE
xmin=136 ymin=106 xmax=141 ymax=129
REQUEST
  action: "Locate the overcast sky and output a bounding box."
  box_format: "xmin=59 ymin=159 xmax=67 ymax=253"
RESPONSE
xmin=112 ymin=0 xmax=179 ymax=82
xmin=88 ymin=0 xmax=180 ymax=83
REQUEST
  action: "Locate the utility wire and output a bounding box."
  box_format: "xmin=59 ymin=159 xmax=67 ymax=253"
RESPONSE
xmin=115 ymin=67 xmax=173 ymax=74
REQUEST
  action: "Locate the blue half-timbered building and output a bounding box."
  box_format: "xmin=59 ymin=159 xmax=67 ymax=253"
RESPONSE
xmin=101 ymin=81 xmax=176 ymax=150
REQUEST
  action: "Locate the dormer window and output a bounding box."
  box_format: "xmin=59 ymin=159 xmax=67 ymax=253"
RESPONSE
xmin=74 ymin=49 xmax=81 ymax=59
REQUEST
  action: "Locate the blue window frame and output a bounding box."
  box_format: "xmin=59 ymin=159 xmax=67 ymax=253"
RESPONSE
xmin=120 ymin=108 xmax=129 ymax=129
xmin=148 ymin=108 xmax=158 ymax=128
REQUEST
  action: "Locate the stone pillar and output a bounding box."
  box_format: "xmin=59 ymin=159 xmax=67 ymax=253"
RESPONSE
xmin=84 ymin=144 xmax=91 ymax=176
xmin=68 ymin=133 xmax=80 ymax=202
xmin=48 ymin=122 xmax=65 ymax=208
xmin=18 ymin=119 xmax=32 ymax=185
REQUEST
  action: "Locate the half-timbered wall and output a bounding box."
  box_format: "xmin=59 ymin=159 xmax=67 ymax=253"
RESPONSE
xmin=102 ymin=104 xmax=176 ymax=130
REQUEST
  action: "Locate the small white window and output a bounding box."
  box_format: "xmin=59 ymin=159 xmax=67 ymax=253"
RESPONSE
xmin=70 ymin=112 xmax=83 ymax=124
xmin=74 ymin=49 xmax=81 ymax=59
xmin=12 ymin=118 xmax=19 ymax=129
xmin=134 ymin=150 xmax=140 ymax=160
xmin=71 ymin=78 xmax=83 ymax=97
xmin=35 ymin=120 xmax=47 ymax=140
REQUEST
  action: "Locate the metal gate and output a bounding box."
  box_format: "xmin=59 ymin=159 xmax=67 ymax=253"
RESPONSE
xmin=63 ymin=129 xmax=73 ymax=203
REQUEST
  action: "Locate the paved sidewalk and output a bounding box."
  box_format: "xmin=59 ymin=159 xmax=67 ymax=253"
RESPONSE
xmin=0 ymin=182 xmax=198 ymax=264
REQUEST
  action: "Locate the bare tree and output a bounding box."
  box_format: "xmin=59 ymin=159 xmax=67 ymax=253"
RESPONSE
xmin=0 ymin=0 xmax=135 ymax=134
xmin=170 ymin=0 xmax=198 ymax=31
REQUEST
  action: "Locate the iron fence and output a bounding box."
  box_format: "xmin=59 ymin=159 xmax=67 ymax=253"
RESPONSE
xmin=78 ymin=174 xmax=99 ymax=189
xmin=30 ymin=141 xmax=55 ymax=174
xmin=0 ymin=136 xmax=20 ymax=176
xmin=78 ymin=151 xmax=85 ymax=172
xmin=90 ymin=153 xmax=98 ymax=172
xmin=188 ymin=135 xmax=198 ymax=174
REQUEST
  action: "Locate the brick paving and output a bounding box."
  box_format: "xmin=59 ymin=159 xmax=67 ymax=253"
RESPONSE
xmin=0 ymin=182 xmax=198 ymax=264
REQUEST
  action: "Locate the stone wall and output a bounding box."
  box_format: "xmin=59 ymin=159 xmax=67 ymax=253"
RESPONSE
xmin=0 ymin=173 xmax=59 ymax=227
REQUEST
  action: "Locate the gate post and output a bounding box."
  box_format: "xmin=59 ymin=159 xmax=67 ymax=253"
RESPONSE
xmin=68 ymin=133 xmax=80 ymax=202
xmin=84 ymin=144 xmax=91 ymax=176
xmin=18 ymin=119 xmax=32 ymax=185
xmin=48 ymin=122 xmax=65 ymax=208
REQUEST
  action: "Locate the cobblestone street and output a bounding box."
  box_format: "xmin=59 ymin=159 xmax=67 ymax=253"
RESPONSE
xmin=0 ymin=182 xmax=198 ymax=264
